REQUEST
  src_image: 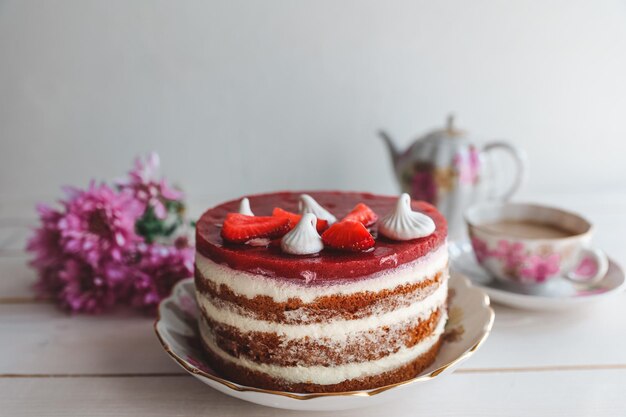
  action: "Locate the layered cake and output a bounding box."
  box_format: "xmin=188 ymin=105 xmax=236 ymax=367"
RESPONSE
xmin=195 ymin=191 xmax=448 ymax=393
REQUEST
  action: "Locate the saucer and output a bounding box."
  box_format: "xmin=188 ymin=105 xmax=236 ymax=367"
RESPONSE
xmin=154 ymin=274 xmax=494 ymax=411
xmin=450 ymin=240 xmax=626 ymax=311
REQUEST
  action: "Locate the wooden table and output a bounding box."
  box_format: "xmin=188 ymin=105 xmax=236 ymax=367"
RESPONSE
xmin=2 ymin=192 xmax=625 ymax=416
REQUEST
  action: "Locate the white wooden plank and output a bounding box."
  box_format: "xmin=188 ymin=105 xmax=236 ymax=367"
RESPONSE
xmin=0 ymin=192 xmax=624 ymax=382
xmin=1 ymin=370 xmax=625 ymax=417
xmin=1 ymin=296 xmax=625 ymax=376
xmin=466 ymin=294 xmax=626 ymax=370
xmin=0 ymin=304 xmax=180 ymax=374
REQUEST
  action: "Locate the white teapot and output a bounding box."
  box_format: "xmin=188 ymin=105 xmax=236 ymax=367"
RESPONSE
xmin=380 ymin=115 xmax=525 ymax=240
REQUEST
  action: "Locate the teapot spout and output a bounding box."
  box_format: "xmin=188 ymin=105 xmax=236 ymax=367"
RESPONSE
xmin=379 ymin=130 xmax=401 ymax=168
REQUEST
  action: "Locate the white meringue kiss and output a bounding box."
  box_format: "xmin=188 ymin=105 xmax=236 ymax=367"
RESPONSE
xmin=238 ymin=198 xmax=254 ymax=216
xmin=299 ymin=194 xmax=337 ymax=224
xmin=378 ymin=193 xmax=435 ymax=241
xmin=281 ymin=213 xmax=324 ymax=255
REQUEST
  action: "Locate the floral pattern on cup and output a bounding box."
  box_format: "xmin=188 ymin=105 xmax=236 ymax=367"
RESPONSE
xmin=518 ymin=254 xmax=560 ymax=283
xmin=492 ymin=240 xmax=525 ymax=272
xmin=470 ymin=237 xmax=490 ymax=262
xmin=466 ymin=203 xmax=609 ymax=286
xmin=471 ymin=236 xmax=564 ymax=284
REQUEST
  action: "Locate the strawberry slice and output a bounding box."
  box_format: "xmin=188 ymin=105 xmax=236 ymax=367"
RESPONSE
xmin=272 ymin=207 xmax=328 ymax=233
xmin=221 ymin=213 xmax=290 ymax=243
xmin=342 ymin=203 xmax=378 ymax=227
xmin=321 ymin=220 xmax=375 ymax=252
xmin=272 ymin=207 xmax=301 ymax=228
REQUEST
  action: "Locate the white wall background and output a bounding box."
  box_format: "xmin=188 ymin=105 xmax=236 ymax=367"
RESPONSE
xmin=1 ymin=0 xmax=626 ymax=206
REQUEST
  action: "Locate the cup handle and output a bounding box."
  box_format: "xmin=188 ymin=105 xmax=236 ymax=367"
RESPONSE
xmin=564 ymin=247 xmax=609 ymax=285
xmin=481 ymin=141 xmax=526 ymax=201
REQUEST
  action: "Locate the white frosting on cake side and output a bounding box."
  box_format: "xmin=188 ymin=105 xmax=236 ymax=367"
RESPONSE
xmin=196 ymin=278 xmax=447 ymax=341
xmin=199 ymin=310 xmax=447 ymax=385
xmin=194 ymin=243 xmax=448 ymax=303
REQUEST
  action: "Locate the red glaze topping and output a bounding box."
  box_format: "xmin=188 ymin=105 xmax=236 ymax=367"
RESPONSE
xmin=196 ymin=191 xmax=447 ymax=281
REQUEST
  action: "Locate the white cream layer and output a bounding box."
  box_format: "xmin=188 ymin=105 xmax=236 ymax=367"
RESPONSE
xmin=195 ymin=243 xmax=448 ymax=303
xmin=200 ymin=311 xmax=447 ymax=385
xmin=197 ymin=278 xmax=447 ymax=341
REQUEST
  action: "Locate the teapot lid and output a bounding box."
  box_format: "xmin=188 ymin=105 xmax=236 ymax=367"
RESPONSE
xmin=440 ymin=114 xmax=465 ymax=138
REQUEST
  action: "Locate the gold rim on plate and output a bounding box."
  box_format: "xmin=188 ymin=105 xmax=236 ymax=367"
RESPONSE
xmin=153 ymin=276 xmax=494 ymax=401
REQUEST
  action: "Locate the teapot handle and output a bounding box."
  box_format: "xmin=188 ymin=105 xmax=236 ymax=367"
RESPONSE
xmin=481 ymin=141 xmax=526 ymax=201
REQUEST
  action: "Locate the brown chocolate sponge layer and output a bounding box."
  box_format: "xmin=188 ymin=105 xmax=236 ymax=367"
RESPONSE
xmin=194 ymin=267 xmax=445 ymax=324
xmin=200 ymin=307 xmax=444 ymax=367
xmin=201 ymin=336 xmax=443 ymax=393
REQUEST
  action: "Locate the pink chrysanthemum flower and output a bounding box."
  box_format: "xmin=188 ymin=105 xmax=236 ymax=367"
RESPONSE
xmin=27 ymin=204 xmax=67 ymax=298
xmin=27 ymin=204 xmax=64 ymax=270
xmin=130 ymin=238 xmax=194 ymax=313
xmin=57 ymin=258 xmax=118 ymax=314
xmin=26 ymin=152 xmax=192 ymax=316
xmin=117 ymin=152 xmax=183 ymax=219
xmin=57 ymin=182 xmax=143 ymax=267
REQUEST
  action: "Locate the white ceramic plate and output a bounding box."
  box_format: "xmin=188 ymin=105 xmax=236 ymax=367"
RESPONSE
xmin=154 ymin=274 xmax=494 ymax=411
xmin=450 ymin=240 xmax=626 ymax=311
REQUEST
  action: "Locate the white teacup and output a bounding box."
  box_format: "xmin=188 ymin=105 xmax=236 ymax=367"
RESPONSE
xmin=465 ymin=203 xmax=608 ymax=285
